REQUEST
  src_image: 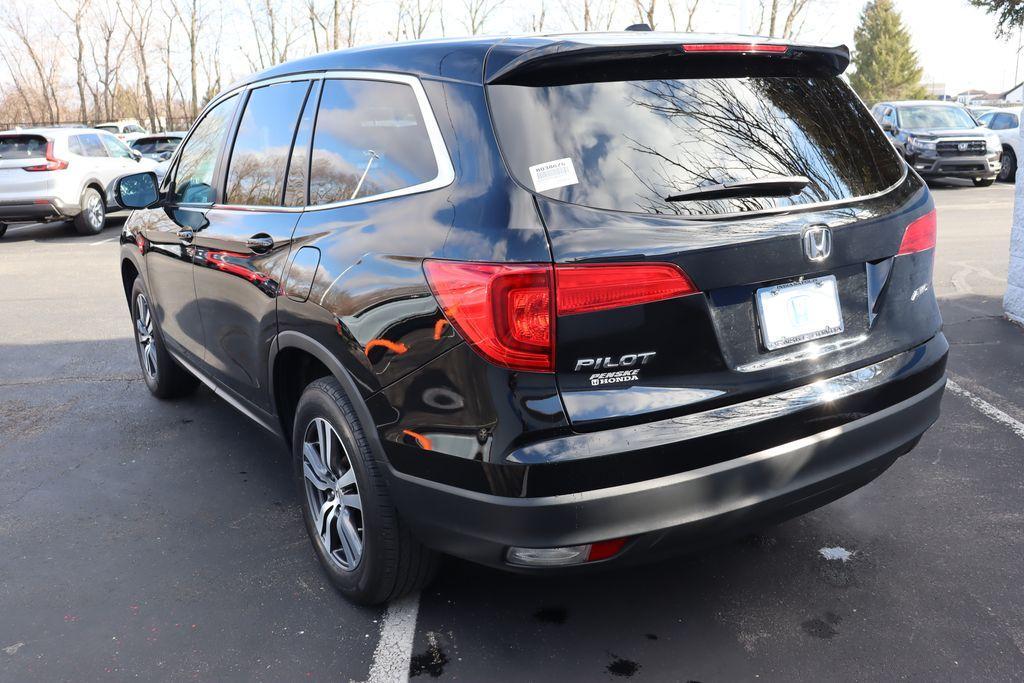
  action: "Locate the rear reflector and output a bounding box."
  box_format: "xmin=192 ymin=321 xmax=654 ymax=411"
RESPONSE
xmin=556 ymin=263 xmax=697 ymax=316
xmin=506 ymin=537 xmax=629 ymax=567
xmin=897 ymin=209 xmax=937 ymax=255
xmin=682 ymin=43 xmax=789 ymax=54
xmin=23 ymin=141 xmax=68 ymax=172
xmin=424 ymin=261 xmax=699 ymax=373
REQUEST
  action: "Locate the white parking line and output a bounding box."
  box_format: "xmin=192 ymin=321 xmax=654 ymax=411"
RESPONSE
xmin=946 ymin=379 xmax=1024 ymax=440
xmin=88 ymin=238 xmax=117 ymax=246
xmin=362 ymin=592 xmax=420 ymax=683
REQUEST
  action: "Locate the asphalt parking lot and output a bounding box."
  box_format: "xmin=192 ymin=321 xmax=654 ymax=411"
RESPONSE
xmin=1 ymin=181 xmax=1022 ymax=681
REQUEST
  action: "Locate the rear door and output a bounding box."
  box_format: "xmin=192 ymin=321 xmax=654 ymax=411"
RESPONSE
xmin=0 ymin=134 xmax=51 ymax=204
xmin=191 ymin=77 xmax=314 ymax=411
xmin=487 ymin=57 xmax=935 ymax=428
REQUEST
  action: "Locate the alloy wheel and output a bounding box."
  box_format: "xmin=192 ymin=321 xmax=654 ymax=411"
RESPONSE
xmin=86 ymin=192 xmax=104 ymax=230
xmin=302 ymin=417 xmax=364 ymax=571
xmin=135 ymin=293 xmax=158 ymax=380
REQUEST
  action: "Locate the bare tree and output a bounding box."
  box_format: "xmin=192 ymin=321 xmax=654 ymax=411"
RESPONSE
xmin=462 ymin=0 xmax=503 ymax=34
xmin=87 ymin=0 xmax=128 ymax=122
xmin=120 ymin=0 xmax=160 ymax=130
xmin=173 ymin=0 xmax=207 ymax=120
xmin=755 ymin=0 xmax=813 ymax=38
xmin=633 ymin=0 xmax=656 ymax=29
xmin=400 ymin=0 xmax=436 ymax=40
xmin=55 ymin=0 xmax=93 ymax=124
xmin=1 ymin=6 xmax=63 ymax=124
xmin=560 ymin=0 xmax=616 ymax=31
xmin=525 ymin=2 xmax=546 ymax=31
xmin=245 ymin=0 xmax=302 ymax=70
xmin=667 ymin=0 xmax=700 ymax=31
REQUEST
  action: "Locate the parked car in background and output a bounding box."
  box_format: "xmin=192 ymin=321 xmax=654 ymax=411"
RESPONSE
xmin=96 ymin=120 xmax=148 ymax=142
xmin=978 ymin=108 xmax=1021 ymax=182
xmin=130 ymin=132 xmax=186 ymax=161
xmin=871 ymin=100 xmax=1002 ymax=186
xmin=116 ymin=34 xmax=947 ymax=605
xmin=0 ymin=128 xmax=157 ymax=237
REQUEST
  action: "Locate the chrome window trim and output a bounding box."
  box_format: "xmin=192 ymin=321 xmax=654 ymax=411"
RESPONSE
xmin=214 ymin=70 xmax=455 ymax=213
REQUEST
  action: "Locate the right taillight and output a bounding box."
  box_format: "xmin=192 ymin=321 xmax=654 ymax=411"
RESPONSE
xmin=423 ymin=260 xmax=698 ymax=373
xmin=897 ymin=209 xmax=937 ymax=255
xmin=23 ymin=141 xmax=68 ymax=172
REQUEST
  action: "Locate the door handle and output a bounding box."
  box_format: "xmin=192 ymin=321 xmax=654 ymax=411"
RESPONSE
xmin=246 ymin=235 xmax=275 ymax=253
xmin=176 ymin=228 xmax=194 ymax=243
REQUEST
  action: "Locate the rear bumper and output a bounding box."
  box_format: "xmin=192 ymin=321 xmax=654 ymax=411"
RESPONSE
xmin=387 ymin=344 xmax=946 ymax=570
xmin=0 ymin=200 xmax=71 ymax=223
xmin=908 ymin=152 xmax=1000 ymax=179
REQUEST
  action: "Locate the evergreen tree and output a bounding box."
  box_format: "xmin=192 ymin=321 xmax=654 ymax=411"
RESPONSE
xmin=849 ymin=0 xmax=929 ymax=103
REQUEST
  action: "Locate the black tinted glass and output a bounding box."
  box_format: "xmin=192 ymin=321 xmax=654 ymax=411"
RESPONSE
xmin=226 ymin=80 xmax=310 ymax=206
xmin=489 ymin=76 xmax=906 ymax=216
xmin=309 ymin=79 xmax=438 ymax=205
xmin=284 ymin=81 xmax=321 ymax=207
xmin=0 ymin=135 xmax=47 ymax=159
xmin=173 ymin=94 xmax=238 ymax=204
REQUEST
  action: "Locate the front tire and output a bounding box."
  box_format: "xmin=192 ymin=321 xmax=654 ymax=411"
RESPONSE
xmin=973 ymin=178 xmax=996 ymax=187
xmin=130 ymin=277 xmax=199 ymax=399
xmin=293 ymin=377 xmax=438 ymax=605
xmin=73 ymin=187 xmax=106 ymax=235
xmin=999 ymin=147 xmax=1016 ymax=183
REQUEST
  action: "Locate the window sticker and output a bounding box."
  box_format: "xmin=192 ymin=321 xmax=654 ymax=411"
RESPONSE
xmin=528 ymin=157 xmax=579 ymax=192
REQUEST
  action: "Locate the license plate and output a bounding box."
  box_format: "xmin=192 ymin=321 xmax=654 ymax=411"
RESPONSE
xmin=755 ymin=275 xmax=844 ymax=350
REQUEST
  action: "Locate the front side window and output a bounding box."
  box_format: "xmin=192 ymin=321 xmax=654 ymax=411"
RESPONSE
xmin=309 ymin=79 xmax=438 ymax=206
xmin=101 ymin=134 xmax=134 ymax=159
xmin=172 ymin=94 xmax=239 ymax=205
xmin=225 ymin=80 xmax=310 ymax=206
xmin=897 ymin=105 xmax=977 ymax=130
xmin=489 ymin=76 xmax=905 ymax=217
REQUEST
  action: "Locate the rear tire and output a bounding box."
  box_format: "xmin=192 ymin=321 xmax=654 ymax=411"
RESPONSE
xmin=293 ymin=377 xmax=438 ymax=605
xmin=130 ymin=277 xmax=199 ymax=399
xmin=999 ymin=147 xmax=1016 ymax=183
xmin=973 ymin=178 xmax=995 ymax=187
xmin=73 ymin=187 xmax=106 ymax=235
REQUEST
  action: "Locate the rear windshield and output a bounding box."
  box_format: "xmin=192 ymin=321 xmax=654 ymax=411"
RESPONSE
xmin=898 ymin=105 xmax=976 ymax=130
xmin=488 ymin=76 xmax=905 ymax=216
xmin=132 ymin=137 xmax=181 ymax=154
xmin=0 ymin=135 xmax=47 ymax=159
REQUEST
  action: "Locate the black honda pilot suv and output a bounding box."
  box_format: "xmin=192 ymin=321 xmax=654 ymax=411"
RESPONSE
xmin=115 ymin=33 xmax=947 ymax=604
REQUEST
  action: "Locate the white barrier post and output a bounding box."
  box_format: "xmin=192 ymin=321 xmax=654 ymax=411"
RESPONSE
xmin=1007 ymin=106 xmax=1024 ymax=325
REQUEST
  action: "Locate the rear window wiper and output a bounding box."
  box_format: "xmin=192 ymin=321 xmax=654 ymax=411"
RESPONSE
xmin=665 ymin=175 xmax=810 ymax=202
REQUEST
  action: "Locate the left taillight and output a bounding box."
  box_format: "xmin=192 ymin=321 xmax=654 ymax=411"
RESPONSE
xmin=424 ymin=260 xmax=698 ymax=373
xmin=897 ymin=209 xmax=937 ymax=255
xmin=23 ymin=141 xmax=68 ymax=172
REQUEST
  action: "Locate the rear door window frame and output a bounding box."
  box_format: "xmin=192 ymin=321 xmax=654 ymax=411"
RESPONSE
xmin=210 ymin=70 xmax=454 ymax=213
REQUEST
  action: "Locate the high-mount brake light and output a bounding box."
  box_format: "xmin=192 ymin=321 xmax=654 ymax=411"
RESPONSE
xmin=22 ymin=141 xmax=68 ymax=172
xmin=682 ymin=43 xmax=789 ymax=54
xmin=424 ymin=261 xmax=699 ymax=373
xmin=897 ymin=209 xmax=937 ymax=255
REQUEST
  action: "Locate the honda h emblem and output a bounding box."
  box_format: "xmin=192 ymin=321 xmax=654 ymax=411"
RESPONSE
xmin=958 ymin=142 xmax=969 ymax=152
xmin=802 ymin=226 xmax=832 ymax=261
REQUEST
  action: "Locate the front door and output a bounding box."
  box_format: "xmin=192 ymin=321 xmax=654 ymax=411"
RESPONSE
xmin=192 ymin=78 xmax=314 ymax=411
xmin=140 ymin=93 xmax=240 ymax=361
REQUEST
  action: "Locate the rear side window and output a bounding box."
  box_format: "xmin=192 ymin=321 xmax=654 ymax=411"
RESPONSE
xmin=308 ymin=79 xmax=438 ymax=205
xmin=488 ymin=76 xmax=906 ymax=216
xmin=0 ymin=135 xmax=47 ymax=159
xmin=225 ymin=80 xmax=310 ymax=206
xmin=172 ymin=94 xmax=238 ymax=205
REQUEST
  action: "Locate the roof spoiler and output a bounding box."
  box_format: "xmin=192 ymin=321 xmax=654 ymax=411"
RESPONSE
xmin=485 ymin=38 xmax=851 ymax=86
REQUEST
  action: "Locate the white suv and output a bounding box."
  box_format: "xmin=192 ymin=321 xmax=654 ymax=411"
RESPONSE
xmin=0 ymin=128 xmax=158 ymax=238
xmin=978 ymin=108 xmax=1021 ymax=182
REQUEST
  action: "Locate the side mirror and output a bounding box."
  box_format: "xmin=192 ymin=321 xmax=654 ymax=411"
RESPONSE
xmin=130 ymin=148 xmax=143 ymax=161
xmin=114 ymin=172 xmax=161 ymax=209
xmin=881 ymin=120 xmax=894 ymax=132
